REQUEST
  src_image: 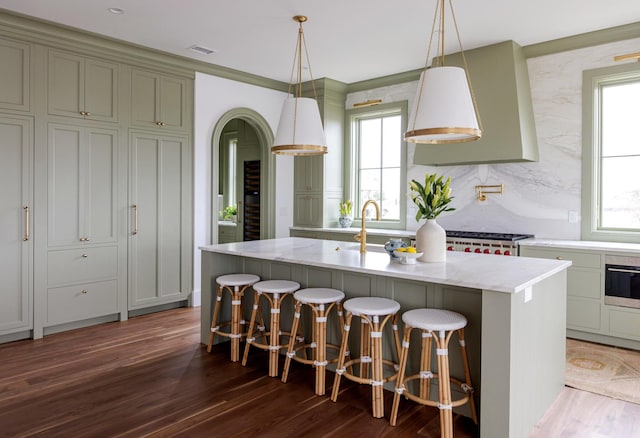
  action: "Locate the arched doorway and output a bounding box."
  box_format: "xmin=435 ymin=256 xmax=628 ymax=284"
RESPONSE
xmin=211 ymin=108 xmax=275 ymax=243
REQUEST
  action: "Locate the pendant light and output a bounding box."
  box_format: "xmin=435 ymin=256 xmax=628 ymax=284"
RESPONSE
xmin=272 ymin=15 xmax=327 ymax=156
xmin=405 ymin=0 xmax=482 ymax=144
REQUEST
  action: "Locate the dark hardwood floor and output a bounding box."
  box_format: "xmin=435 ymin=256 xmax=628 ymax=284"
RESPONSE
xmin=0 ymin=308 xmax=637 ymax=437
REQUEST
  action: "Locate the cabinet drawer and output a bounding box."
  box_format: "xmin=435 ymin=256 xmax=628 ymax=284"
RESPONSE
xmin=521 ymin=247 xmax=600 ymax=269
xmin=48 ymin=246 xmax=118 ymax=285
xmin=46 ymin=279 xmax=118 ymax=325
xmin=567 ymin=268 xmax=602 ymax=300
xmin=567 ymin=297 xmax=601 ymax=331
xmin=607 ymin=308 xmax=640 ymax=340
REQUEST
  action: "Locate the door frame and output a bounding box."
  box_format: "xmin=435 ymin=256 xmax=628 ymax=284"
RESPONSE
xmin=211 ymin=108 xmax=275 ymax=243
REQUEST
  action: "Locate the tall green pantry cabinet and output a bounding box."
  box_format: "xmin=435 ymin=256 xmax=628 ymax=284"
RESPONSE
xmin=0 ymin=37 xmax=33 ymax=339
xmin=128 ymin=130 xmax=192 ymax=309
xmin=0 ymin=115 xmax=33 ymax=337
xmin=0 ymin=16 xmax=194 ymax=342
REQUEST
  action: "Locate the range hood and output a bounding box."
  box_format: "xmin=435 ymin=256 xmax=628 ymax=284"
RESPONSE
xmin=413 ymin=40 xmax=539 ymax=166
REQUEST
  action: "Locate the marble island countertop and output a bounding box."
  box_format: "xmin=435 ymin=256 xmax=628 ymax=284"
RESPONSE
xmin=200 ymin=237 xmax=571 ymax=294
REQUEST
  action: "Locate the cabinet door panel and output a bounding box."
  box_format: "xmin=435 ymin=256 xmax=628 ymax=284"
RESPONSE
xmin=48 ymin=125 xmax=82 ymax=246
xmin=48 ymin=51 xmax=83 ymax=118
xmin=0 ymin=115 xmax=32 ymax=334
xmin=0 ymin=39 xmax=30 ymax=112
xmin=86 ymin=128 xmax=118 ymax=243
xmin=158 ymin=138 xmax=183 ymax=295
xmin=131 ymin=70 xmax=158 ymax=127
xmin=84 ymin=59 xmax=118 ymax=122
xmin=130 ymin=135 xmax=159 ymax=303
xmin=129 ymin=132 xmax=190 ymax=309
xmin=159 ymin=76 xmax=185 ymax=130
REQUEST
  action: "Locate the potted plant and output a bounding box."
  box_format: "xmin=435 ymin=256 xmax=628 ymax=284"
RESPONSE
xmin=338 ymin=200 xmax=353 ymax=228
xmin=409 ymin=174 xmax=455 ymax=262
xmin=223 ymin=204 xmax=238 ymax=222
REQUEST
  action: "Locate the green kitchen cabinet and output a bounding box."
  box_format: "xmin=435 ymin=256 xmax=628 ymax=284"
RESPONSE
xmin=413 ymin=40 xmax=539 ymax=166
xmin=47 ymin=50 xmax=119 ymax=122
xmin=128 ymin=131 xmax=192 ymax=310
xmin=521 ymin=246 xmax=602 ymax=333
xmin=0 ymin=37 xmax=30 ymax=112
xmin=47 ymin=123 xmax=119 ymax=247
xmin=0 ymin=114 xmax=33 ymax=336
xmin=131 ymin=69 xmax=188 ymax=132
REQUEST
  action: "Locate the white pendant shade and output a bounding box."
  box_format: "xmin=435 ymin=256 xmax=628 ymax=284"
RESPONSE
xmin=272 ymin=97 xmax=327 ymax=156
xmin=405 ymin=66 xmax=481 ymax=144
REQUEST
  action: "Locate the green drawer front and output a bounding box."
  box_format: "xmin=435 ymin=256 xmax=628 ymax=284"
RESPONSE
xmin=568 ymin=268 xmax=601 ymax=299
xmin=521 ymin=247 xmax=601 ymax=268
xmin=608 ymin=308 xmax=640 ymax=340
xmin=46 ymin=279 xmax=118 ymax=326
xmin=567 ymin=297 xmax=601 ymax=331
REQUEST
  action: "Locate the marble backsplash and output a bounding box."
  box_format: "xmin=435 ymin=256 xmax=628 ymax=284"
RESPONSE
xmin=346 ymin=37 xmax=640 ymax=239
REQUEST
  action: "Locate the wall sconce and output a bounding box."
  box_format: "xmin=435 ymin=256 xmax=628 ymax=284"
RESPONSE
xmin=476 ymin=184 xmax=503 ymax=201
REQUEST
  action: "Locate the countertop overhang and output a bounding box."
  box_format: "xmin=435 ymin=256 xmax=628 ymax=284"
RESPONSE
xmin=200 ymin=237 xmax=571 ymax=294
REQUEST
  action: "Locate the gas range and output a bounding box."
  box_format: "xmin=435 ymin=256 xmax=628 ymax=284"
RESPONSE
xmin=445 ymin=230 xmax=534 ymax=256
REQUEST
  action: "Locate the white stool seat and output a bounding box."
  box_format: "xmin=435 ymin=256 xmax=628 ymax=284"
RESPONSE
xmin=294 ymin=288 xmax=345 ymax=304
xmin=253 ymin=280 xmax=300 ymax=294
xmin=402 ymin=308 xmax=467 ymax=332
xmin=343 ymin=297 xmax=401 ymax=316
xmin=216 ymin=273 xmax=260 ymax=287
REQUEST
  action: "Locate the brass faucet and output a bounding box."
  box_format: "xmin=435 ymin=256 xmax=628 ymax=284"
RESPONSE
xmin=355 ymin=200 xmax=381 ymax=253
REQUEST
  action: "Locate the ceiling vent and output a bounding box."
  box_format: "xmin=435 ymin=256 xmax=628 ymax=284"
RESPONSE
xmin=189 ymin=45 xmax=216 ymax=55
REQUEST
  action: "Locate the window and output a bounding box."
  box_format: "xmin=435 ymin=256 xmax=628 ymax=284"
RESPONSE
xmin=583 ymin=64 xmax=640 ymax=242
xmin=346 ymin=101 xmax=407 ymax=228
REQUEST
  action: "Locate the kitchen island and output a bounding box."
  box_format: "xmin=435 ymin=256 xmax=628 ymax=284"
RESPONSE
xmin=200 ymin=237 xmax=571 ymax=437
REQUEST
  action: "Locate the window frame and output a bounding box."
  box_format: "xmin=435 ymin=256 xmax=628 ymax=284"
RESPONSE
xmin=345 ymin=100 xmax=408 ymax=230
xmin=582 ymin=62 xmax=640 ymax=243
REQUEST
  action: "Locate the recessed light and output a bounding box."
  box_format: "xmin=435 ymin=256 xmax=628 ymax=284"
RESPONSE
xmin=108 ymin=8 xmax=124 ymax=14
xmin=189 ymin=45 xmax=216 ymax=55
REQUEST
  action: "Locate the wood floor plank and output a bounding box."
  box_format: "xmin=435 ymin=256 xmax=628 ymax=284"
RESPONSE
xmin=1 ymin=307 xmax=637 ymax=437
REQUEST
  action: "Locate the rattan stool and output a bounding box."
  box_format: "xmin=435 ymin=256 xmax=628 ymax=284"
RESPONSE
xmin=281 ymin=288 xmax=346 ymax=395
xmin=207 ymin=273 xmax=260 ymax=362
xmin=390 ymin=308 xmax=478 ymax=438
xmin=330 ymin=297 xmax=401 ymax=418
xmin=241 ymin=279 xmax=300 ymax=377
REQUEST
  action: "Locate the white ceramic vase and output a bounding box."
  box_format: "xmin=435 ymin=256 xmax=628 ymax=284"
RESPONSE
xmin=416 ymin=218 xmax=446 ymax=263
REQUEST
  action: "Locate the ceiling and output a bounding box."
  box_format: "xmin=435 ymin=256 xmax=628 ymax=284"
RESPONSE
xmin=1 ymin=0 xmax=639 ymax=84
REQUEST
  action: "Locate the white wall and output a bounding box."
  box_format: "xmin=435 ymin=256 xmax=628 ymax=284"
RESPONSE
xmin=193 ymin=73 xmax=292 ymax=304
xmin=347 ymin=37 xmax=640 ymax=239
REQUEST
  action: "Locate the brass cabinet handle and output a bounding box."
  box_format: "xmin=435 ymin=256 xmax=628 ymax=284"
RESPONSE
xmin=82 ymin=253 xmax=88 ymax=258
xmin=237 ymin=201 xmax=242 ymax=223
xmin=23 ymin=205 xmax=30 ymax=241
xmin=555 ymin=256 xmax=564 ymax=260
xmin=132 ymin=204 xmax=138 ymax=235
xmin=155 ymin=121 xmax=166 ymax=126
xmin=81 ymin=289 xmax=88 ymax=294
xmin=80 ymin=237 xmax=90 ymax=242
xmin=79 ymin=111 xmax=92 ymax=116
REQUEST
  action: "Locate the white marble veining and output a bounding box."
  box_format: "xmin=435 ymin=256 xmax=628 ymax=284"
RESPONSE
xmin=347 ymin=37 xmax=640 ymax=240
xmin=200 ymin=237 xmax=570 ymax=294
xmin=521 ymin=238 xmax=640 ymax=254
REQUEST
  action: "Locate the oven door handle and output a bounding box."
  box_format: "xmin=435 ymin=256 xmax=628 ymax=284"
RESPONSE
xmin=607 ymin=267 xmax=640 ymax=274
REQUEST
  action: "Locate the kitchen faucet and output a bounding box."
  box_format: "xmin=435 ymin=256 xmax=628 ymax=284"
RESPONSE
xmin=355 ymin=200 xmax=381 ymax=253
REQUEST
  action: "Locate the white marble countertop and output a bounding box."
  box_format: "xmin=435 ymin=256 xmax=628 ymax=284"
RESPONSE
xmin=200 ymin=237 xmax=571 ymax=294
xmin=520 ymin=238 xmax=640 ymax=254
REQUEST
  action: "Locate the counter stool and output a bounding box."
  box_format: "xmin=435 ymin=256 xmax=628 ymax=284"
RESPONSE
xmin=331 ymin=297 xmax=401 ymax=418
xmin=207 ymin=273 xmax=260 ymax=362
xmin=390 ymin=308 xmax=478 ymax=438
xmin=281 ymin=288 xmax=346 ymax=396
xmin=242 ymin=279 xmax=300 ymax=377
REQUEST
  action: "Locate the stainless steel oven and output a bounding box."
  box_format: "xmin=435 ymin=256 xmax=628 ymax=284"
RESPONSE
xmin=604 ymin=255 xmax=640 ymax=309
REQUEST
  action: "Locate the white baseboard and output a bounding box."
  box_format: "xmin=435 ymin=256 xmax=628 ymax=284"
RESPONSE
xmin=192 ymin=289 xmax=201 ymax=307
